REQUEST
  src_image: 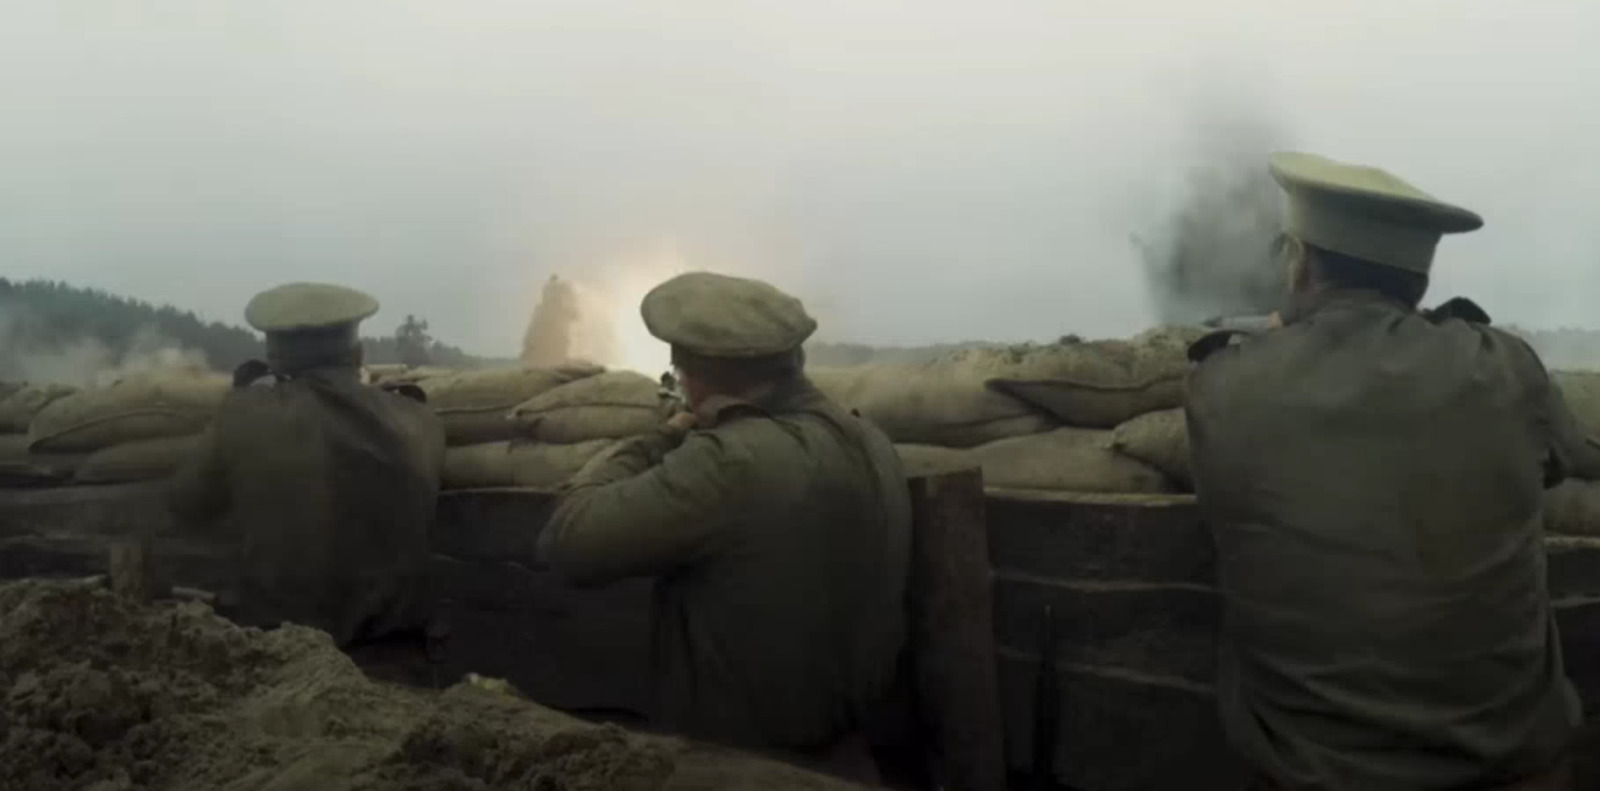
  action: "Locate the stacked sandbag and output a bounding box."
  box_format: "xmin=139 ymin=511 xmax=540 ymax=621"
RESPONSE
xmin=0 ymin=373 xmax=226 ymax=487
xmin=419 ymin=363 xmax=604 ymax=445
xmin=1553 ymin=371 xmax=1600 ymax=441
xmin=808 ymin=364 xmax=1056 ymax=448
xmin=0 ymin=384 xmax=84 ymax=486
xmin=75 ymin=435 xmax=206 ymax=484
xmin=28 ymin=372 xmax=229 ymax=453
xmin=364 ymin=364 xmax=456 ymax=387
xmin=896 ymin=427 xmax=1174 ymax=494
xmin=982 ymin=325 xmax=1205 ymax=429
xmin=439 ymin=369 xmax=663 ymax=491
xmin=508 ymin=371 xmax=662 ymax=444
xmin=808 ymin=325 xmax=1204 ymax=493
xmin=0 ymin=433 xmax=85 ymax=486
xmin=0 ymin=383 xmax=76 ymax=434
xmin=1110 ymin=408 xmax=1192 ymax=490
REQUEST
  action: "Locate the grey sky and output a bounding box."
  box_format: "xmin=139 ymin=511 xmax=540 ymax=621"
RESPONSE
xmin=3 ymin=0 xmax=1597 ymax=369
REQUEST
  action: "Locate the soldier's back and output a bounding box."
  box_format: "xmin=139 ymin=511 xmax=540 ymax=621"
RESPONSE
xmin=211 ymin=373 xmax=445 ymax=645
xmin=1187 ymin=291 xmax=1578 ymax=789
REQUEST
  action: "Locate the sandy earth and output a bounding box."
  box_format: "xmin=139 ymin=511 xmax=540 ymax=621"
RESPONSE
xmin=0 ymin=577 xmax=862 ymax=791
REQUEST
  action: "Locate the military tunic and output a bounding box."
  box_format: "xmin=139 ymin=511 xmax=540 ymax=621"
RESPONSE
xmin=168 ymin=365 xmax=446 ymax=647
xmin=1187 ymin=289 xmax=1587 ymax=790
xmin=538 ymin=378 xmax=911 ymax=754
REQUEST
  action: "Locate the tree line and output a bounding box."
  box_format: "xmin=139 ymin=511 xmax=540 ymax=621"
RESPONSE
xmin=0 ymin=278 xmax=484 ymax=376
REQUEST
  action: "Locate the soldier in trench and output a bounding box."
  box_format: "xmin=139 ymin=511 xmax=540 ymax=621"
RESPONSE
xmin=1186 ymin=152 xmax=1600 ymax=791
xmin=536 ymin=271 xmax=911 ymax=785
xmin=167 ymin=282 xmax=446 ymax=650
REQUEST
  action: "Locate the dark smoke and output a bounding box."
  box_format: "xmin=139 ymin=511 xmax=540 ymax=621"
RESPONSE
xmin=1135 ymin=113 xmax=1293 ymax=324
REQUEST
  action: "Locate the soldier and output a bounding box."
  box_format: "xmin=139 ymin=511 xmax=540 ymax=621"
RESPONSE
xmin=168 ymin=283 xmax=446 ymax=649
xmin=1187 ymin=152 xmax=1596 ymax=790
xmin=537 ymin=271 xmax=911 ymax=783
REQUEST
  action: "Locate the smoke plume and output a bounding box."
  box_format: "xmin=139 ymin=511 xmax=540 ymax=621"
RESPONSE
xmin=520 ymin=276 xmax=624 ymax=369
xmin=0 ymin=306 xmax=210 ymax=389
xmin=1135 ymin=111 xmax=1294 ymax=324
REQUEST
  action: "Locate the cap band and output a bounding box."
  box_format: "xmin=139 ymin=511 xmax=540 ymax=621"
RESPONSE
xmin=266 ymin=326 xmax=360 ymax=373
xmin=1284 ymin=197 xmax=1440 ymax=273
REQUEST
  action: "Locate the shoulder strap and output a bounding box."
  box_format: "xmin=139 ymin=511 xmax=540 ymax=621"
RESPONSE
xmin=1424 ymin=296 xmax=1492 ymax=325
xmin=1187 ymin=329 xmax=1250 ymax=363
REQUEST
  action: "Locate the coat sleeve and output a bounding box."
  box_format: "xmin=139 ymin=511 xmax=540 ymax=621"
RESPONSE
xmin=166 ymin=425 xmax=230 ymax=531
xmin=1502 ymin=331 xmax=1600 ymax=484
xmin=538 ymin=428 xmax=757 ymax=587
xmin=1540 ymin=378 xmax=1600 ymax=484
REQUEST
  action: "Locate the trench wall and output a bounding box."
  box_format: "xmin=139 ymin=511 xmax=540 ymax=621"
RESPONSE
xmin=2 ymin=483 xmax=1598 ymax=791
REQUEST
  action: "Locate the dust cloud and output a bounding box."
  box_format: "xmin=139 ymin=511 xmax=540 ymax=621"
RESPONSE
xmin=0 ymin=306 xmax=209 ymax=389
xmin=1133 ymin=110 xmax=1293 ymax=326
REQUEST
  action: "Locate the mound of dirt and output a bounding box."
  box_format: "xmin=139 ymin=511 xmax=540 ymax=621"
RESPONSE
xmin=0 ymin=578 xmax=862 ymax=791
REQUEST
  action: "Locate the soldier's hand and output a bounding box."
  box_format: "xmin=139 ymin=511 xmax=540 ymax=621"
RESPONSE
xmin=1267 ymin=311 xmax=1283 ymax=329
xmin=666 ymin=411 xmax=698 ymax=432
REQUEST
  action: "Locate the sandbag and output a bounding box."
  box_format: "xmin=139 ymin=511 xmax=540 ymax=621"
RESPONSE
xmin=1110 ymin=408 xmax=1192 ymax=489
xmin=893 ymin=444 xmax=977 ymax=477
xmin=74 ymin=435 xmax=203 ymax=484
xmin=1545 ymin=479 xmax=1600 ymax=537
xmin=896 ymin=428 xmax=1172 ymax=493
xmin=1553 ymin=370 xmax=1600 ymax=440
xmin=364 ymin=364 xmax=455 ymax=387
xmin=421 ymin=363 xmax=605 ymax=445
xmin=27 ymin=373 xmax=229 ymax=453
xmin=0 ymin=434 xmax=83 ymax=486
xmin=509 ymin=371 xmax=661 ymax=444
xmin=0 ymin=383 xmax=77 ymax=433
xmin=807 ymin=365 xmax=1057 ymax=448
xmin=984 ymin=325 xmax=1207 ymax=429
xmin=442 ymin=439 xmax=616 ymax=490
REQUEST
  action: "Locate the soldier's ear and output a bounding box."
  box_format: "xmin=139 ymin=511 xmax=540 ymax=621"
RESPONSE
xmin=1281 ymin=236 xmax=1312 ymax=294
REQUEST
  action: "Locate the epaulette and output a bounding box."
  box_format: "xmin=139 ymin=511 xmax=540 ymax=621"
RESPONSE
xmin=1424 ymin=296 xmax=1492 ymax=325
xmin=381 ymin=382 xmax=428 ymax=404
xmin=231 ymin=360 xmax=275 ymax=389
xmin=1187 ymin=329 xmax=1250 ymax=363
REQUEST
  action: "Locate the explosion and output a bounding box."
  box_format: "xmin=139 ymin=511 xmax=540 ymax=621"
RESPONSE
xmin=519 ymin=244 xmax=690 ymax=375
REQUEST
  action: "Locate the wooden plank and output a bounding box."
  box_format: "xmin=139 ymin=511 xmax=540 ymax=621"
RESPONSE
xmin=990 ymin=573 xmax=1219 ymax=684
xmin=109 ymin=535 xmax=166 ymax=602
xmin=994 ymin=649 xmax=1249 ymax=791
xmin=907 ymin=469 xmax=1007 ymax=791
xmin=984 ymin=493 xmax=1214 ymax=585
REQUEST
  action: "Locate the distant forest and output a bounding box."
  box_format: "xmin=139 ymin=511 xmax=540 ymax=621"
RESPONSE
xmin=0 ymin=279 xmax=483 ymax=381
xmin=2 ymin=279 xmax=1597 ymax=382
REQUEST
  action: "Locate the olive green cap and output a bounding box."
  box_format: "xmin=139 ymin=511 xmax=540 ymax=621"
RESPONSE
xmin=244 ymin=282 xmax=380 ymax=335
xmin=641 ymin=271 xmax=817 ymax=358
xmin=1269 ymin=151 xmax=1483 ymax=274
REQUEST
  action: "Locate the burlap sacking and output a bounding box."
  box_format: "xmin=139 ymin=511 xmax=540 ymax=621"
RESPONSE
xmin=421 ymin=363 xmax=604 ymax=445
xmin=75 ymin=435 xmax=204 ymax=484
xmin=27 ymin=374 xmax=228 ymax=453
xmin=508 ymin=371 xmax=662 ymax=444
xmin=896 ymin=428 xmax=1172 ymax=493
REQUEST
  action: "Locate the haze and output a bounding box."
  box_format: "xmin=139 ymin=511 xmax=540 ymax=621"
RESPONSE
xmin=3 ymin=0 xmax=1596 ymax=371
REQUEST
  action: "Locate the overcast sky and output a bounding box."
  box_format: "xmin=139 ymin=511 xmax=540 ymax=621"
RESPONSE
xmin=2 ymin=0 xmax=1597 ymax=368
